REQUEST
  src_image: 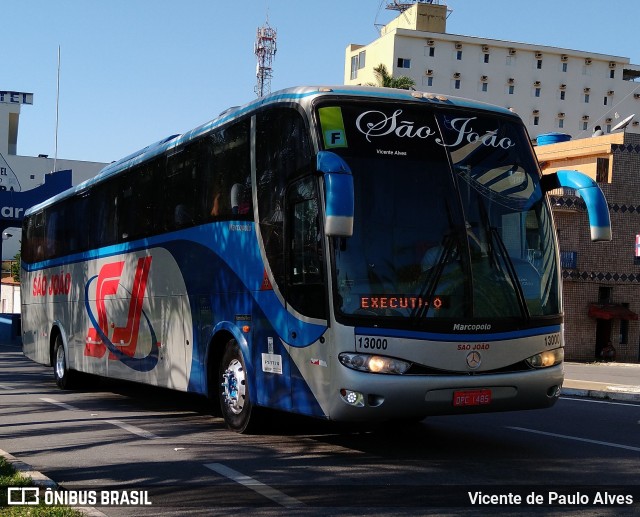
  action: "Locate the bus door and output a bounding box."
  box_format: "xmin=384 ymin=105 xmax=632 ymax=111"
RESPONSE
xmin=285 ymin=176 xmax=330 ymax=414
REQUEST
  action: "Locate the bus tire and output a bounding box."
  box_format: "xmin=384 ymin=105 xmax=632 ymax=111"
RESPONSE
xmin=53 ymin=335 xmax=76 ymax=390
xmin=218 ymin=339 xmax=258 ymax=433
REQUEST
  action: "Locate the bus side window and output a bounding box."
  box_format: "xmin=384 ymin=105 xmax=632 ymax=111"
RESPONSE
xmin=24 ymin=211 xmax=45 ymax=263
xmin=203 ymin=119 xmax=252 ymax=221
xmin=165 ymin=148 xmax=197 ymax=231
xmin=91 ymin=180 xmax=119 ymax=248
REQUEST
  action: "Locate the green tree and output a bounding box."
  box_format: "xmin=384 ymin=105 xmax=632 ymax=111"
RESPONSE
xmin=11 ymin=250 xmax=20 ymax=282
xmin=370 ymin=64 xmax=416 ymax=90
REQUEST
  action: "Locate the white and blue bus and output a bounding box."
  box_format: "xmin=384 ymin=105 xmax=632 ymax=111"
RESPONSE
xmin=21 ymin=86 xmax=611 ymax=432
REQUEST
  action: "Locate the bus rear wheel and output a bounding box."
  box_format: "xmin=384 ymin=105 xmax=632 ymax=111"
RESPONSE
xmin=53 ymin=335 xmax=76 ymax=389
xmin=218 ymin=339 xmax=258 ymax=433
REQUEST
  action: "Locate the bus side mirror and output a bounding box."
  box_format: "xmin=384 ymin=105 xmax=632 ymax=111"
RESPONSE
xmin=317 ymin=151 xmax=354 ymax=237
xmin=541 ymin=170 xmax=611 ymax=242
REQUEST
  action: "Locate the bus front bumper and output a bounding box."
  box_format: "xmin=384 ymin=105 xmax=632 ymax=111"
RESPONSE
xmin=327 ymin=364 xmax=563 ymax=422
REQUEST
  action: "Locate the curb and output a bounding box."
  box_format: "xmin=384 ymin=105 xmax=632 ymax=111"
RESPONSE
xmin=1 ymin=448 xmax=57 ymax=489
xmin=1 ymin=448 xmax=107 ymax=517
xmin=562 ymin=387 xmax=640 ymax=403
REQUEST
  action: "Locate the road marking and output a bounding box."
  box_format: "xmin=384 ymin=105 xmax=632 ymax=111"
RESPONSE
xmin=204 ymin=462 xmax=304 ymax=508
xmin=105 ymin=419 xmax=161 ymax=440
xmin=40 ymin=397 xmax=80 ymax=411
xmin=562 ymin=396 xmax=640 ymax=408
xmin=508 ymin=426 xmax=640 ymax=453
xmin=40 ymin=398 xmax=160 ymax=439
xmin=0 ymin=384 xmax=15 ymax=390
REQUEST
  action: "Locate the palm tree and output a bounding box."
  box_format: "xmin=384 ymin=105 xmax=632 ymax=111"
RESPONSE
xmin=370 ymin=64 xmax=416 ymax=90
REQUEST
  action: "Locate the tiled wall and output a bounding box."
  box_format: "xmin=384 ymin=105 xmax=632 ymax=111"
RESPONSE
xmin=550 ymin=133 xmax=640 ymax=362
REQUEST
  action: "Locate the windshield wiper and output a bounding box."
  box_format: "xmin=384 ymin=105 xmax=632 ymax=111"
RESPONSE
xmin=488 ymin=226 xmax=530 ymax=320
xmin=411 ymin=233 xmax=457 ymax=321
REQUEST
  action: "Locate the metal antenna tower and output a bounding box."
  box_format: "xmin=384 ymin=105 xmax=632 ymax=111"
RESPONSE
xmin=254 ymin=17 xmax=277 ymax=98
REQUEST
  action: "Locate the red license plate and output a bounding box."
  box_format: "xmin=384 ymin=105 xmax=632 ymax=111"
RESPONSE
xmin=453 ymin=389 xmax=492 ymax=407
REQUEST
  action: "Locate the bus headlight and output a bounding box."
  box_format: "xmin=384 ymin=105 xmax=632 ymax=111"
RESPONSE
xmin=339 ymin=353 xmax=411 ymax=374
xmin=526 ymin=348 xmax=564 ymax=368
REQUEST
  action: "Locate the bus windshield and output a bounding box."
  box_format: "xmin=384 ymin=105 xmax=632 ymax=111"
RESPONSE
xmin=318 ymin=101 xmax=559 ymax=325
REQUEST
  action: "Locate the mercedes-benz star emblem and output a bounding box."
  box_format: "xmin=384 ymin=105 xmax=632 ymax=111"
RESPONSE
xmin=466 ymin=351 xmax=482 ymax=369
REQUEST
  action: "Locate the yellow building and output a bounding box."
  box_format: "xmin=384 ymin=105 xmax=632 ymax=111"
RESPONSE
xmin=537 ymin=132 xmax=640 ymax=362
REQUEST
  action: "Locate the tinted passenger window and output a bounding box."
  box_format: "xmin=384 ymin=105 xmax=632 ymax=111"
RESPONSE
xmin=202 ymin=119 xmax=252 ymax=220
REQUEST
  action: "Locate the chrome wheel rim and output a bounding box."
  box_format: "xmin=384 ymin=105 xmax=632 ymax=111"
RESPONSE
xmin=55 ymin=345 xmax=65 ymax=380
xmin=221 ymin=358 xmax=246 ymax=415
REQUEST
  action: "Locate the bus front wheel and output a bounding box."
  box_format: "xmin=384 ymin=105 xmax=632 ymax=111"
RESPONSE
xmin=218 ymin=339 xmax=258 ymax=433
xmin=53 ymin=335 xmax=76 ymax=389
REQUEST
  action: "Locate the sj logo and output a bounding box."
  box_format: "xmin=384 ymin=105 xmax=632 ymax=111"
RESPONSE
xmin=84 ymin=257 xmax=159 ymax=372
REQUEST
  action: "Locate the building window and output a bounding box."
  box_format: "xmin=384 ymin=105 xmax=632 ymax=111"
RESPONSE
xmin=607 ymin=123 xmax=612 ymax=132
xmin=397 ymin=58 xmax=411 ymax=69
xmin=454 ymin=79 xmax=461 ymax=89
xmin=506 ymin=55 xmax=516 ymax=66
xmin=582 ymin=121 xmax=588 ymax=130
xmin=423 ymin=76 xmax=434 ymax=87
xmin=558 ymin=118 xmax=564 ymax=129
xmin=596 ymin=157 xmax=609 ymax=183
xmin=533 ymin=116 xmax=540 ymax=125
xmin=610 ymin=69 xmax=615 ymax=79
xmin=560 ymin=90 xmax=566 ymax=100
xmin=482 ymin=82 xmax=488 ymax=92
xmin=584 ymin=93 xmax=590 ymax=103
xmin=598 ymin=286 xmax=612 ymax=303
xmin=537 ymin=59 xmax=543 ymax=69
xmin=562 ymin=62 xmax=568 ymax=73
xmin=535 ymin=87 xmax=541 ymax=97
xmin=604 ymin=96 xmax=608 ymax=106
xmin=358 ymin=50 xmax=366 ymax=70
xmin=456 ymin=50 xmax=463 ymax=60
xmin=484 ymin=53 xmax=490 ymax=63
xmin=508 ymin=84 xmax=515 ymax=95
xmin=350 ymin=51 xmax=366 ymax=80
xmin=429 ymin=46 xmax=435 ymax=57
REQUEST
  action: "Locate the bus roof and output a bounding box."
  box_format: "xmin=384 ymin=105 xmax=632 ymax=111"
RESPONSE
xmin=26 ymin=86 xmax=518 ymax=215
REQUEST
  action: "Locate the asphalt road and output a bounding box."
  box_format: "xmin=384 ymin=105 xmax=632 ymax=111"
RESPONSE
xmin=2 ymin=342 xmax=640 ymax=516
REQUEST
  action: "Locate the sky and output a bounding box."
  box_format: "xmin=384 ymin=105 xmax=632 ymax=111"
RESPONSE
xmin=4 ymin=0 xmax=639 ymax=165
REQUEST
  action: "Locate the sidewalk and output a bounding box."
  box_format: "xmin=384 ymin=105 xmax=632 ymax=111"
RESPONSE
xmin=563 ymin=361 xmax=640 ymax=402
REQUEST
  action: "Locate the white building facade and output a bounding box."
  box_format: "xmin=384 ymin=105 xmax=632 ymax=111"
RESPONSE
xmin=345 ymin=2 xmax=640 ymax=140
